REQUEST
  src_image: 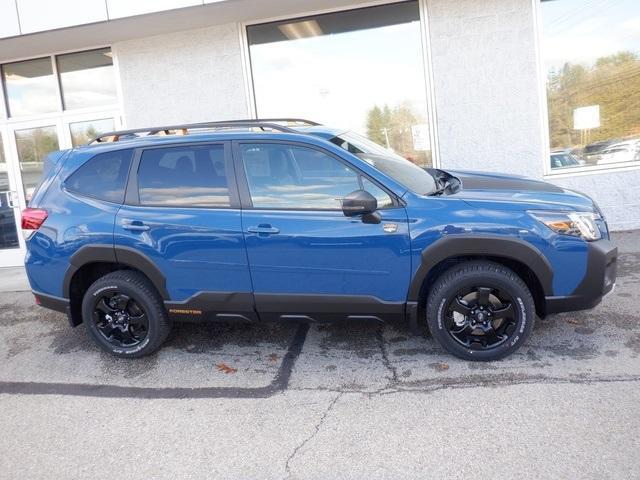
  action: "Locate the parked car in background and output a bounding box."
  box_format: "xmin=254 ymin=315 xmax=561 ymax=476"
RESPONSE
xmin=582 ymin=140 xmax=617 ymax=165
xmin=596 ymin=140 xmax=640 ymax=166
xmin=23 ymin=119 xmax=617 ymax=362
xmin=550 ymin=151 xmax=585 ymax=170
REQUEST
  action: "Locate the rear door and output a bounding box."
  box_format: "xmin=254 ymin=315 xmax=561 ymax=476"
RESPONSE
xmin=233 ymin=140 xmax=411 ymax=322
xmin=115 ymin=141 xmax=255 ymax=321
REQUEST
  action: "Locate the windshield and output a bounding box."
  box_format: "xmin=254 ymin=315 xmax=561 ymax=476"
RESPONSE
xmin=330 ymin=131 xmax=437 ymax=195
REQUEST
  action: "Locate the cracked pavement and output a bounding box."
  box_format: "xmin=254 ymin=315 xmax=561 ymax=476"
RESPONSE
xmin=1 ymin=230 xmax=639 ymax=479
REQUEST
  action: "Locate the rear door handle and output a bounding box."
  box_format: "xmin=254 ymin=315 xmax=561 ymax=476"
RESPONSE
xmin=122 ymin=220 xmax=150 ymax=232
xmin=247 ymin=224 xmax=280 ymax=235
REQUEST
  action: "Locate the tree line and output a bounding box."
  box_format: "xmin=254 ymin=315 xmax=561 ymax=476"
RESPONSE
xmin=547 ymin=51 xmax=640 ymax=149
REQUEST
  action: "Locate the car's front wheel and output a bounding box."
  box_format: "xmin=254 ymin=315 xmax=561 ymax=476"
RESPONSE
xmin=426 ymin=261 xmax=535 ymax=361
xmin=82 ymin=270 xmax=171 ymax=358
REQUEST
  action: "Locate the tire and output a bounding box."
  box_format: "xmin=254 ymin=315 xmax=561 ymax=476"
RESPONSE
xmin=82 ymin=270 xmax=171 ymax=358
xmin=425 ymin=261 xmax=535 ymax=361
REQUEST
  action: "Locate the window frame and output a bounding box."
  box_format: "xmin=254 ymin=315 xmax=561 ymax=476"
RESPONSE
xmin=62 ymin=148 xmax=135 ymax=204
xmin=1 ymin=56 xmax=61 ymax=118
xmin=231 ymin=139 xmax=402 ymax=212
xmin=124 ymin=141 xmax=241 ymax=210
xmin=55 ymin=47 xmax=119 ymax=112
xmin=239 ymin=0 xmax=441 ymax=169
xmin=535 ymin=0 xmax=640 ymax=179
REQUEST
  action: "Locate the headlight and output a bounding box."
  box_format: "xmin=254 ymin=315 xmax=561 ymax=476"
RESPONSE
xmin=529 ymin=210 xmax=602 ymax=241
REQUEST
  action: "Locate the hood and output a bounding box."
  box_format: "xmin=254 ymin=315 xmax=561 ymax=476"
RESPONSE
xmin=444 ymin=169 xmax=595 ymax=212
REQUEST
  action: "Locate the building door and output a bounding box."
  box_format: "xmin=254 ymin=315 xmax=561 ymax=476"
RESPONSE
xmin=0 ymin=126 xmax=24 ymax=266
xmin=1 ymin=119 xmax=63 ymax=266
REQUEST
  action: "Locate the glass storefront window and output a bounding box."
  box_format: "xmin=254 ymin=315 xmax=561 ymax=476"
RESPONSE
xmin=542 ymin=0 xmax=640 ymax=172
xmin=15 ymin=125 xmax=59 ymax=200
xmin=1 ymin=57 xmax=59 ymax=117
xmin=70 ymin=118 xmax=115 ymax=146
xmin=247 ymin=1 xmax=433 ymax=166
xmin=57 ymin=48 xmax=118 ymax=110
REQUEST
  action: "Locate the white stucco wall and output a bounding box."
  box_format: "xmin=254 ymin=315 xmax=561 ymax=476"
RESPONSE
xmin=551 ymin=172 xmax=640 ymax=232
xmin=426 ymin=0 xmax=543 ymax=179
xmin=114 ymin=22 xmax=249 ymax=128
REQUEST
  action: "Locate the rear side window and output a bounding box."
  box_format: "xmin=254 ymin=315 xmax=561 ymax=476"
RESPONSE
xmin=137 ymin=144 xmax=230 ymax=207
xmin=65 ymin=149 xmax=133 ymax=203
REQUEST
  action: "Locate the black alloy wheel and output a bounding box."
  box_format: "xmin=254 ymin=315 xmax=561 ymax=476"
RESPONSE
xmin=93 ymin=292 xmax=149 ymax=348
xmin=82 ymin=270 xmax=171 ymax=358
xmin=445 ymin=286 xmax=517 ymax=350
xmin=426 ymin=260 xmax=535 ymax=361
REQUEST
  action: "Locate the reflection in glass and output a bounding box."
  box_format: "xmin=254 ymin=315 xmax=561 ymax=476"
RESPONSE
xmin=247 ymin=1 xmax=433 ymax=166
xmin=57 ymin=48 xmax=117 ymax=110
xmin=138 ymin=145 xmax=230 ymax=207
xmin=241 ymin=144 xmax=362 ymax=209
xmin=15 ymin=126 xmax=59 ymax=200
xmin=0 ymin=133 xmax=19 ymax=250
xmin=70 ymin=118 xmax=115 ymax=146
xmin=2 ymin=57 xmax=58 ymax=117
xmin=65 ymin=150 xmax=133 ymax=203
xmin=542 ymin=0 xmax=640 ymax=170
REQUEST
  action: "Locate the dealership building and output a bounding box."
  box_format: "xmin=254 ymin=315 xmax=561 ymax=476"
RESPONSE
xmin=0 ymin=0 xmax=638 ymax=267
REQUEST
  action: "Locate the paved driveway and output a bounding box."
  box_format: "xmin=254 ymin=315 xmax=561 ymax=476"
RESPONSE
xmin=1 ymin=231 xmax=639 ymax=479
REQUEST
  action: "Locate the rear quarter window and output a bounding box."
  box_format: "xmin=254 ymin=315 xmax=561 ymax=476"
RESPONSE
xmin=64 ymin=149 xmax=133 ymax=203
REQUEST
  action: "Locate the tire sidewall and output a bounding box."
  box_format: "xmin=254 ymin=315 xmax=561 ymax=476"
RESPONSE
xmin=82 ymin=281 xmax=158 ymax=358
xmin=428 ymin=269 xmax=534 ymax=361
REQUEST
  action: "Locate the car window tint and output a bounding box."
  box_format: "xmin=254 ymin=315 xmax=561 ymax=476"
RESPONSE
xmin=241 ymin=144 xmax=361 ymax=209
xmin=137 ymin=144 xmax=230 ymax=207
xmin=65 ymin=149 xmax=133 ymax=203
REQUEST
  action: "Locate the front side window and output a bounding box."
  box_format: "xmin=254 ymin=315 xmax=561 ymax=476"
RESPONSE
xmin=240 ymin=143 xmax=392 ymax=209
xmin=247 ymin=1 xmax=433 ymax=166
xmin=137 ymin=144 xmax=230 ymax=207
xmin=542 ymin=0 xmax=640 ymax=172
xmin=65 ymin=149 xmax=133 ymax=203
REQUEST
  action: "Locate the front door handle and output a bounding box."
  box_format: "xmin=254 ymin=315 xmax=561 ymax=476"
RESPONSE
xmin=122 ymin=220 xmax=150 ymax=232
xmin=247 ymin=224 xmax=280 ymax=235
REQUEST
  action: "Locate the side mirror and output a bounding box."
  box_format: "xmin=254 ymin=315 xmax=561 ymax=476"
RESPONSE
xmin=342 ymin=190 xmax=381 ymax=224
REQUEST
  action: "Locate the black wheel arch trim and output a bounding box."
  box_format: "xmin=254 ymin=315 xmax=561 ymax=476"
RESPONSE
xmin=407 ymin=234 xmax=554 ymax=302
xmin=63 ymin=244 xmax=170 ymax=300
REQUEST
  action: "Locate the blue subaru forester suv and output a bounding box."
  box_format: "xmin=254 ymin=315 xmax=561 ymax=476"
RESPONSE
xmin=23 ymin=119 xmax=617 ymax=361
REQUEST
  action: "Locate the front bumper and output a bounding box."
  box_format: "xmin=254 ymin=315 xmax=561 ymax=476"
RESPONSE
xmin=545 ymin=239 xmax=617 ymax=315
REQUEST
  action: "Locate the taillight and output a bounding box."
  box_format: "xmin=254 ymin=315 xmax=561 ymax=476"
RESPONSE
xmin=21 ymin=208 xmax=48 ymax=231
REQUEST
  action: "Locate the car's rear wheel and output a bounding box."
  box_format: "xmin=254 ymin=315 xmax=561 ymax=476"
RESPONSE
xmin=426 ymin=261 xmax=535 ymax=361
xmin=82 ymin=270 xmax=171 ymax=358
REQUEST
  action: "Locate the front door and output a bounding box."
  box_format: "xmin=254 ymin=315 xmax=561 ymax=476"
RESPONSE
xmin=234 ymin=141 xmax=411 ymax=321
xmin=114 ymin=141 xmax=255 ymax=321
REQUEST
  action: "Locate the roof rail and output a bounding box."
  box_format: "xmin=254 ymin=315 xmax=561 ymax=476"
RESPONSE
xmin=246 ymin=118 xmax=320 ymax=126
xmin=89 ymin=118 xmax=320 ymax=144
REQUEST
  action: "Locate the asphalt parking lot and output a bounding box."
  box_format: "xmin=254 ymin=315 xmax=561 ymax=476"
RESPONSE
xmin=1 ymin=230 xmax=639 ymax=479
